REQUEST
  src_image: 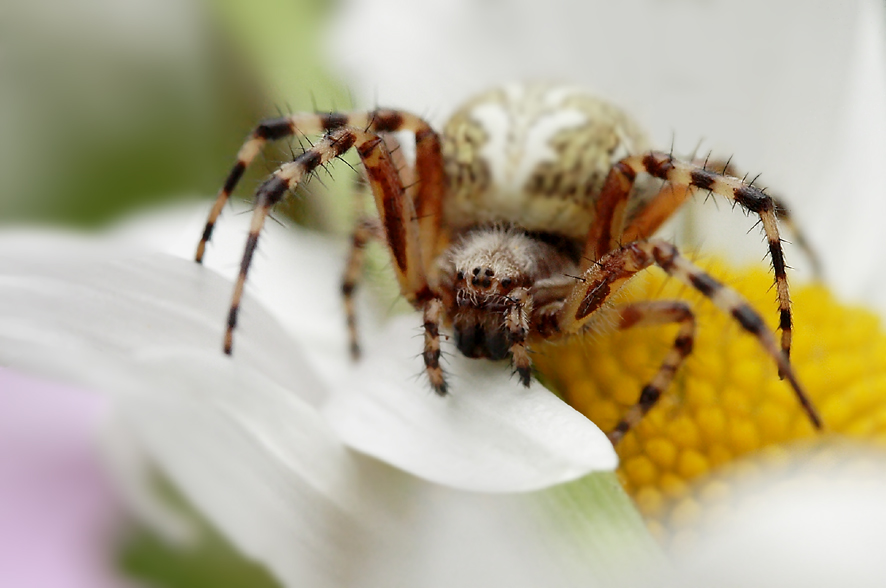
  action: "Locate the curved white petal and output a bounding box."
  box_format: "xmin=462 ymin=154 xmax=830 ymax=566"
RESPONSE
xmin=331 ymin=0 xmax=863 ymax=157
xmin=0 ymin=230 xmax=316 ymax=403
xmin=673 ymin=445 xmax=886 ymax=588
xmin=813 ymin=0 xmax=886 ymax=310
xmin=118 ymin=351 xmax=659 ymax=588
xmin=0 ymin=227 xmax=656 ymax=587
xmin=324 ymin=314 xmax=616 ymax=491
xmin=115 ymin=350 xmax=380 ymax=588
xmin=0 ymin=219 xmax=614 ymax=493
xmin=113 ymin=206 xmax=617 ymax=490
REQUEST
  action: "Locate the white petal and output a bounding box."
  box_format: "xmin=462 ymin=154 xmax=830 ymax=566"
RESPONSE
xmin=0 ymin=226 xmax=651 ymax=586
xmin=812 ymin=0 xmax=886 ymax=310
xmin=673 ymin=445 xmax=886 ymax=588
xmin=113 ymin=207 xmax=618 ymax=491
xmin=324 ymin=315 xmax=617 ymax=491
xmin=0 ymin=229 xmax=322 ymax=405
xmin=115 ymin=350 xmax=380 ymax=588
xmin=119 ymin=351 xmax=659 ymax=588
xmin=0 ymin=221 xmax=614 ymax=492
xmin=109 ymin=202 xmax=352 ymax=406
xmin=331 ymin=0 xmax=862 ymax=154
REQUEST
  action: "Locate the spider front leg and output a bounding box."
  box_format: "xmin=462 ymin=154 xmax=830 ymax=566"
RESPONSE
xmin=505 ymin=288 xmax=533 ymax=386
xmin=557 ymin=238 xmax=822 ymax=433
xmin=341 ymin=132 xmax=425 ymax=360
xmin=696 ymin=161 xmax=822 ymax=278
xmin=223 ymin=126 xmax=429 ymax=355
xmin=619 ymin=158 xmax=823 ymax=280
xmin=586 ymin=151 xmax=796 ymax=364
xmin=606 ymin=300 xmax=696 ymax=445
xmin=195 ymin=109 xmax=444 ymax=268
xmin=423 ymin=298 xmax=447 ymax=395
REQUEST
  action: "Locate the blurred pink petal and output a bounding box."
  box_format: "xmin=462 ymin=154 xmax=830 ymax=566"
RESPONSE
xmin=0 ymin=369 xmax=133 ymax=588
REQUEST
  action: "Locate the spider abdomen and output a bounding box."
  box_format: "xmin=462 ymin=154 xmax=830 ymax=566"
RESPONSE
xmin=441 ymin=82 xmax=650 ymax=239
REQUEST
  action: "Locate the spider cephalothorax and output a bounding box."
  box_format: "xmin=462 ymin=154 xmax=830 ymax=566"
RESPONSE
xmin=195 ymin=82 xmax=822 ymax=444
xmin=442 ymin=225 xmax=577 ymax=362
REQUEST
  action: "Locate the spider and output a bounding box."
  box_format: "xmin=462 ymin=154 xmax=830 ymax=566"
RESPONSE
xmin=194 ymin=82 xmax=822 ymax=445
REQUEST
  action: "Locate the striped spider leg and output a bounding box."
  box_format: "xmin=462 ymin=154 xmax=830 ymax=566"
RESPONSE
xmin=614 ymin=156 xmax=823 ymax=279
xmin=702 ymin=158 xmax=822 ymax=279
xmin=565 ymin=151 xmax=823 ymax=441
xmin=196 ymin=110 xmax=448 ymax=380
xmin=341 ymin=134 xmax=423 ymax=360
xmin=341 ymin=213 xmax=384 ymax=360
xmin=546 ymin=237 xmax=822 ymax=444
xmin=195 ymin=110 xmax=444 ymax=269
xmin=608 ymin=300 xmax=696 ymax=445
xmin=588 ymin=151 xmax=798 ymax=367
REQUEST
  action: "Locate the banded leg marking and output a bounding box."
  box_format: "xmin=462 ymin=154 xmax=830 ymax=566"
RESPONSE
xmin=771 ymin=197 xmax=822 ymax=280
xmin=413 ymin=126 xmax=446 ymax=273
xmin=342 ymin=216 xmax=383 ymax=359
xmin=423 ymin=297 xmax=447 ymax=395
xmin=697 ymin=159 xmax=821 ymax=278
xmin=584 ymin=160 xmax=637 ymax=264
xmin=224 ymin=127 xmax=425 ymax=355
xmin=197 ymin=116 xmax=300 ymax=263
xmin=619 ymin=161 xmax=823 ymax=281
xmin=196 ymin=109 xmax=444 ymax=264
xmin=505 ymin=288 xmax=533 ymax=386
xmin=606 ymin=301 xmax=696 ymax=445
xmin=584 ymin=151 xmax=795 ymax=362
xmin=559 ymin=239 xmax=822 ymax=430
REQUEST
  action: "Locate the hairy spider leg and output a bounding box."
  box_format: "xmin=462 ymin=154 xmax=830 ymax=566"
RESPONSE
xmin=556 ymin=238 xmax=822 ymax=435
xmin=423 ymin=298 xmax=447 ymax=395
xmin=195 ymin=110 xmax=445 ymax=271
xmin=584 ymin=151 xmax=795 ymax=363
xmin=341 ymin=214 xmax=383 ymax=359
xmin=606 ymin=301 xmax=696 ymax=445
xmin=701 ymin=159 xmax=821 ymax=279
xmin=504 ymin=287 xmax=533 ymax=386
xmin=616 ymin=159 xmax=823 ymax=281
xmin=223 ymin=127 xmax=429 ymax=355
xmin=767 ymin=198 xmax=822 ymax=280
xmin=341 ymin=134 xmax=418 ymax=359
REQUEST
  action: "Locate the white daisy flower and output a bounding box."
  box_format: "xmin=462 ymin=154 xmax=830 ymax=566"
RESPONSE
xmin=1 ymin=0 xmax=884 ymax=586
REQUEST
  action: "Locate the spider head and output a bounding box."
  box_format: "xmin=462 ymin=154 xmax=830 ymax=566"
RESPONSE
xmin=449 ymin=251 xmax=525 ymax=360
xmin=448 ymin=268 xmax=520 ymax=360
xmin=442 ymin=227 xmax=535 ymax=360
xmin=447 ymin=227 xmax=528 ymax=304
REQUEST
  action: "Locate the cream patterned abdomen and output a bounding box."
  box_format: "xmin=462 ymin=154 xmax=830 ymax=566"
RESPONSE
xmin=441 ymin=83 xmax=650 ymax=238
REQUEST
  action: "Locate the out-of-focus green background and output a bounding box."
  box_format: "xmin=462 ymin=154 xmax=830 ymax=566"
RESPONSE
xmin=3 ymin=1 xmax=347 ymax=587
xmin=1 ymin=0 xmax=350 ymax=229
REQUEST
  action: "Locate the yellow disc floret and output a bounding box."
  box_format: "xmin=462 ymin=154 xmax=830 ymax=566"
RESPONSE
xmin=535 ymin=258 xmax=886 ymax=538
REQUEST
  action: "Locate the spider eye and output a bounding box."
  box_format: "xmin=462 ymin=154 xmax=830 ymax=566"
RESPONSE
xmin=501 ymin=277 xmax=512 ymax=288
xmin=485 ymin=269 xmax=494 ymax=277
xmin=456 ymin=271 xmax=464 ymax=281
xmin=472 ymin=267 xmax=481 ymax=276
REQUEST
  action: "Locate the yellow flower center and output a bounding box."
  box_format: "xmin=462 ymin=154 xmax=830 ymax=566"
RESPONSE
xmin=535 ymin=258 xmax=886 ymax=543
